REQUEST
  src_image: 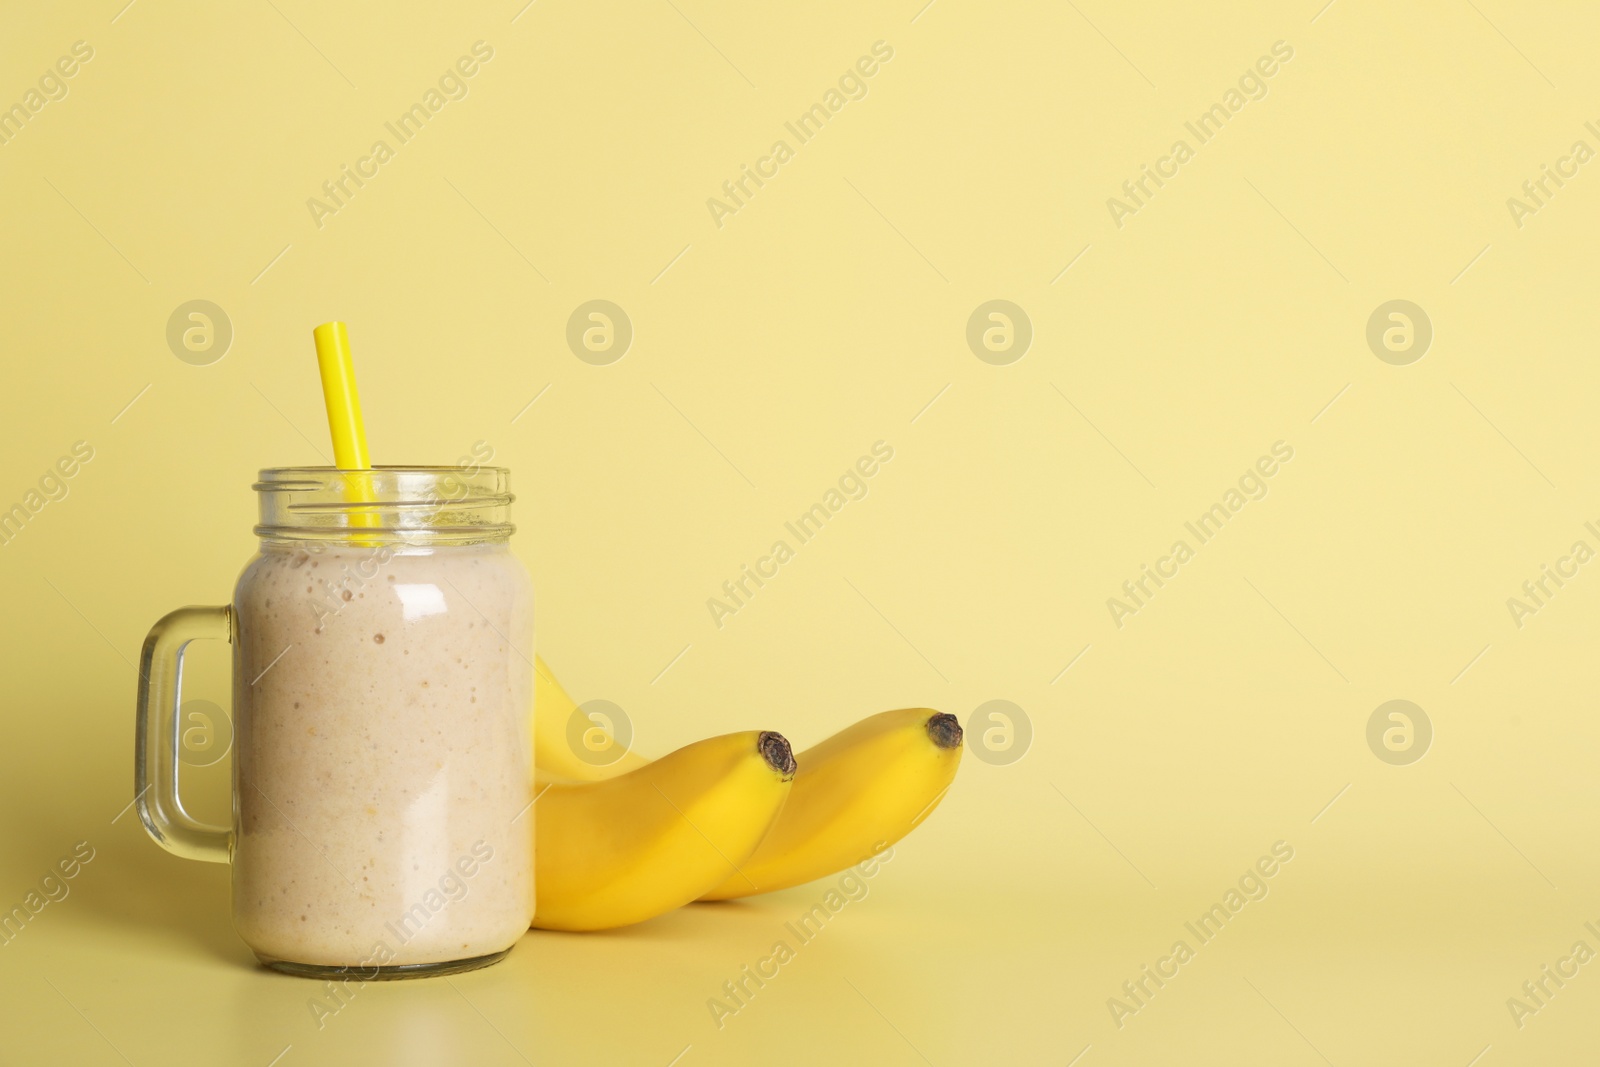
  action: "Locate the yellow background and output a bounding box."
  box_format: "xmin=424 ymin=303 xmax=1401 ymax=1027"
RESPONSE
xmin=2 ymin=0 xmax=1597 ymax=1063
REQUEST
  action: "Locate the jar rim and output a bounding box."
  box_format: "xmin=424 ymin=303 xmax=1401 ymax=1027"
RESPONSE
xmin=253 ymin=465 xmax=515 ymax=545
xmin=255 ymin=463 xmax=511 ymax=479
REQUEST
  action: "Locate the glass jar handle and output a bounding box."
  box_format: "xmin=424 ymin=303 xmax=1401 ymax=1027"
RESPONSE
xmin=134 ymin=606 xmax=234 ymax=864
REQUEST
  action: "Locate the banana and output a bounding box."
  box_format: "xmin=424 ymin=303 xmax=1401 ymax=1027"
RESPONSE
xmin=697 ymin=708 xmax=962 ymax=900
xmin=532 ymin=730 xmax=796 ymax=931
xmin=534 ymin=654 xmax=647 ymax=782
xmin=531 ymin=657 xmax=964 ymax=905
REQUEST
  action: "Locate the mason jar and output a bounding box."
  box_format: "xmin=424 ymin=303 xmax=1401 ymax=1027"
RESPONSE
xmin=135 ymin=465 xmax=535 ymax=978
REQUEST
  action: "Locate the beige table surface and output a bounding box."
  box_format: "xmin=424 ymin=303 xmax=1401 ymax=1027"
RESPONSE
xmin=3 ymin=1 xmax=1598 ymax=1063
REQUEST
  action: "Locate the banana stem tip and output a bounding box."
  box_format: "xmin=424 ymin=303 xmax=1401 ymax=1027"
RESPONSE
xmin=926 ymin=712 xmax=963 ymax=750
xmin=757 ymin=731 xmax=797 ymax=779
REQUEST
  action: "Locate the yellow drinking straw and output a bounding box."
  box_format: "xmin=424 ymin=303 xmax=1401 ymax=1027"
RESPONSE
xmin=312 ymin=321 xmax=378 ymax=532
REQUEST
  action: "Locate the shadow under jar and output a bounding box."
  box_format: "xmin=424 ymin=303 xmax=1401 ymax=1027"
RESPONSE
xmin=136 ymin=466 xmax=535 ymax=978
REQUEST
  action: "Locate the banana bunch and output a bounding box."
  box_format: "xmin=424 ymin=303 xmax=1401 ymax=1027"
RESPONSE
xmin=530 ymin=656 xmax=963 ymax=931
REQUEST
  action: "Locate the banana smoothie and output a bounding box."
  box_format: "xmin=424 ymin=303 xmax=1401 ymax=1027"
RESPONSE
xmin=230 ymin=539 xmax=534 ymax=970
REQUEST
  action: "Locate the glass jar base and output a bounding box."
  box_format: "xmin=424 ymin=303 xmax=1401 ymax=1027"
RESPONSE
xmin=260 ymin=948 xmax=510 ymax=981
